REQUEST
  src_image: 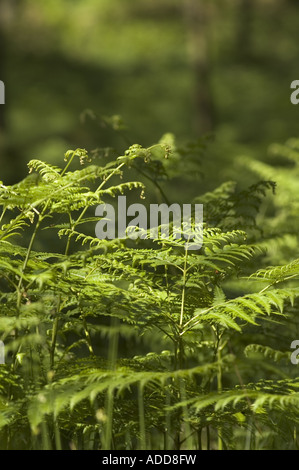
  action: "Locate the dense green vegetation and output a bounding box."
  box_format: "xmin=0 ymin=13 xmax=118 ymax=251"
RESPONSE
xmin=1 ymin=135 xmax=299 ymax=450
xmin=2 ymin=0 xmax=299 ymax=186
xmin=1 ymin=0 xmax=299 ymax=451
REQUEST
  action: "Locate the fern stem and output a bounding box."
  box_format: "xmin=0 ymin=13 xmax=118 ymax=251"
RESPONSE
xmin=16 ymin=212 xmax=44 ymax=308
xmin=0 ymin=206 xmax=6 ymax=226
xmin=102 ymin=316 xmax=119 ymax=450
xmin=50 ymin=315 xmax=59 ymax=369
xmin=132 ymin=164 xmax=170 ymax=205
xmin=178 ymin=247 xmax=188 ymax=368
xmin=217 ymin=345 xmax=223 ymax=450
xmin=12 ymin=210 xmax=48 ymax=376
xmin=206 ymin=425 xmax=210 ymax=450
xmin=82 ymin=317 xmax=94 ymax=355
xmin=41 ymin=421 xmax=52 ymax=450
xmin=138 ymin=384 xmax=146 ymax=450
xmin=60 ymin=150 xmax=77 ymax=177
xmin=103 ymin=390 xmax=114 ymax=450
xmin=54 ymin=419 xmax=62 ymax=451
xmin=104 ymin=121 xmax=170 ymax=204
xmin=64 ymin=161 xmax=125 ymax=255
xmin=197 ymin=428 xmax=202 ymax=450
xmin=164 ymin=380 xmax=172 ymax=450
xmin=179 ymin=379 xmax=193 ymax=449
xmin=179 ymin=247 xmax=188 ymax=328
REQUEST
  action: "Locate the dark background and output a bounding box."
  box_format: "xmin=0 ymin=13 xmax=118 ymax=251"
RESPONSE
xmin=0 ymin=0 xmax=299 ymax=196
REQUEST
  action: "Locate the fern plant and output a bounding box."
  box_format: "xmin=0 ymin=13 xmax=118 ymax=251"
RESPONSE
xmin=0 ymin=137 xmax=299 ymax=450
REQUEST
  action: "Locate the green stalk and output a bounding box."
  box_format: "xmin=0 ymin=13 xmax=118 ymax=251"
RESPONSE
xmin=178 ymin=246 xmax=188 ymax=368
xmin=138 ymin=384 xmax=146 ymax=450
xmin=217 ymin=345 xmax=223 ymax=450
xmin=206 ymin=425 xmax=210 ymax=450
xmin=103 ymin=387 xmax=115 ymax=451
xmin=164 ymin=380 xmax=172 ymax=450
xmin=179 ymin=379 xmax=193 ymax=449
xmin=179 ymin=246 xmax=188 ymax=328
xmin=50 ymin=315 xmax=59 ymax=369
xmin=12 ymin=209 xmax=48 ymax=376
xmin=54 ymin=419 xmax=62 ymax=450
xmin=174 ymin=247 xmax=190 ymax=449
xmin=102 ymin=316 xmax=119 ymax=450
xmin=16 ymin=211 xmax=43 ymax=309
xmin=197 ymin=428 xmax=202 ymax=450
xmin=83 ymin=317 xmax=94 ymax=355
xmin=41 ymin=421 xmax=52 ymax=450
xmin=60 ymin=150 xmax=77 ymax=177
xmin=0 ymin=206 xmax=6 ymax=226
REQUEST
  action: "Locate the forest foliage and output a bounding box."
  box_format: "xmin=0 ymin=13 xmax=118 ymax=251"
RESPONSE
xmin=1 ymin=0 xmax=299 ymax=451
xmin=1 ymin=132 xmax=299 ymax=450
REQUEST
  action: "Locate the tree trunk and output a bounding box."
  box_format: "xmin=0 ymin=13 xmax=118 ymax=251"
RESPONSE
xmin=183 ymin=0 xmax=215 ymax=134
xmin=236 ymin=0 xmax=255 ymax=60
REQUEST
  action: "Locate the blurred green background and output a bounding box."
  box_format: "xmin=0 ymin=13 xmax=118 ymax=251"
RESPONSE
xmin=0 ymin=0 xmax=299 ymax=191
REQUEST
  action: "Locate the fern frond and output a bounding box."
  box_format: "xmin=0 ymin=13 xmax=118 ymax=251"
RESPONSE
xmin=28 ymin=160 xmax=62 ymax=182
